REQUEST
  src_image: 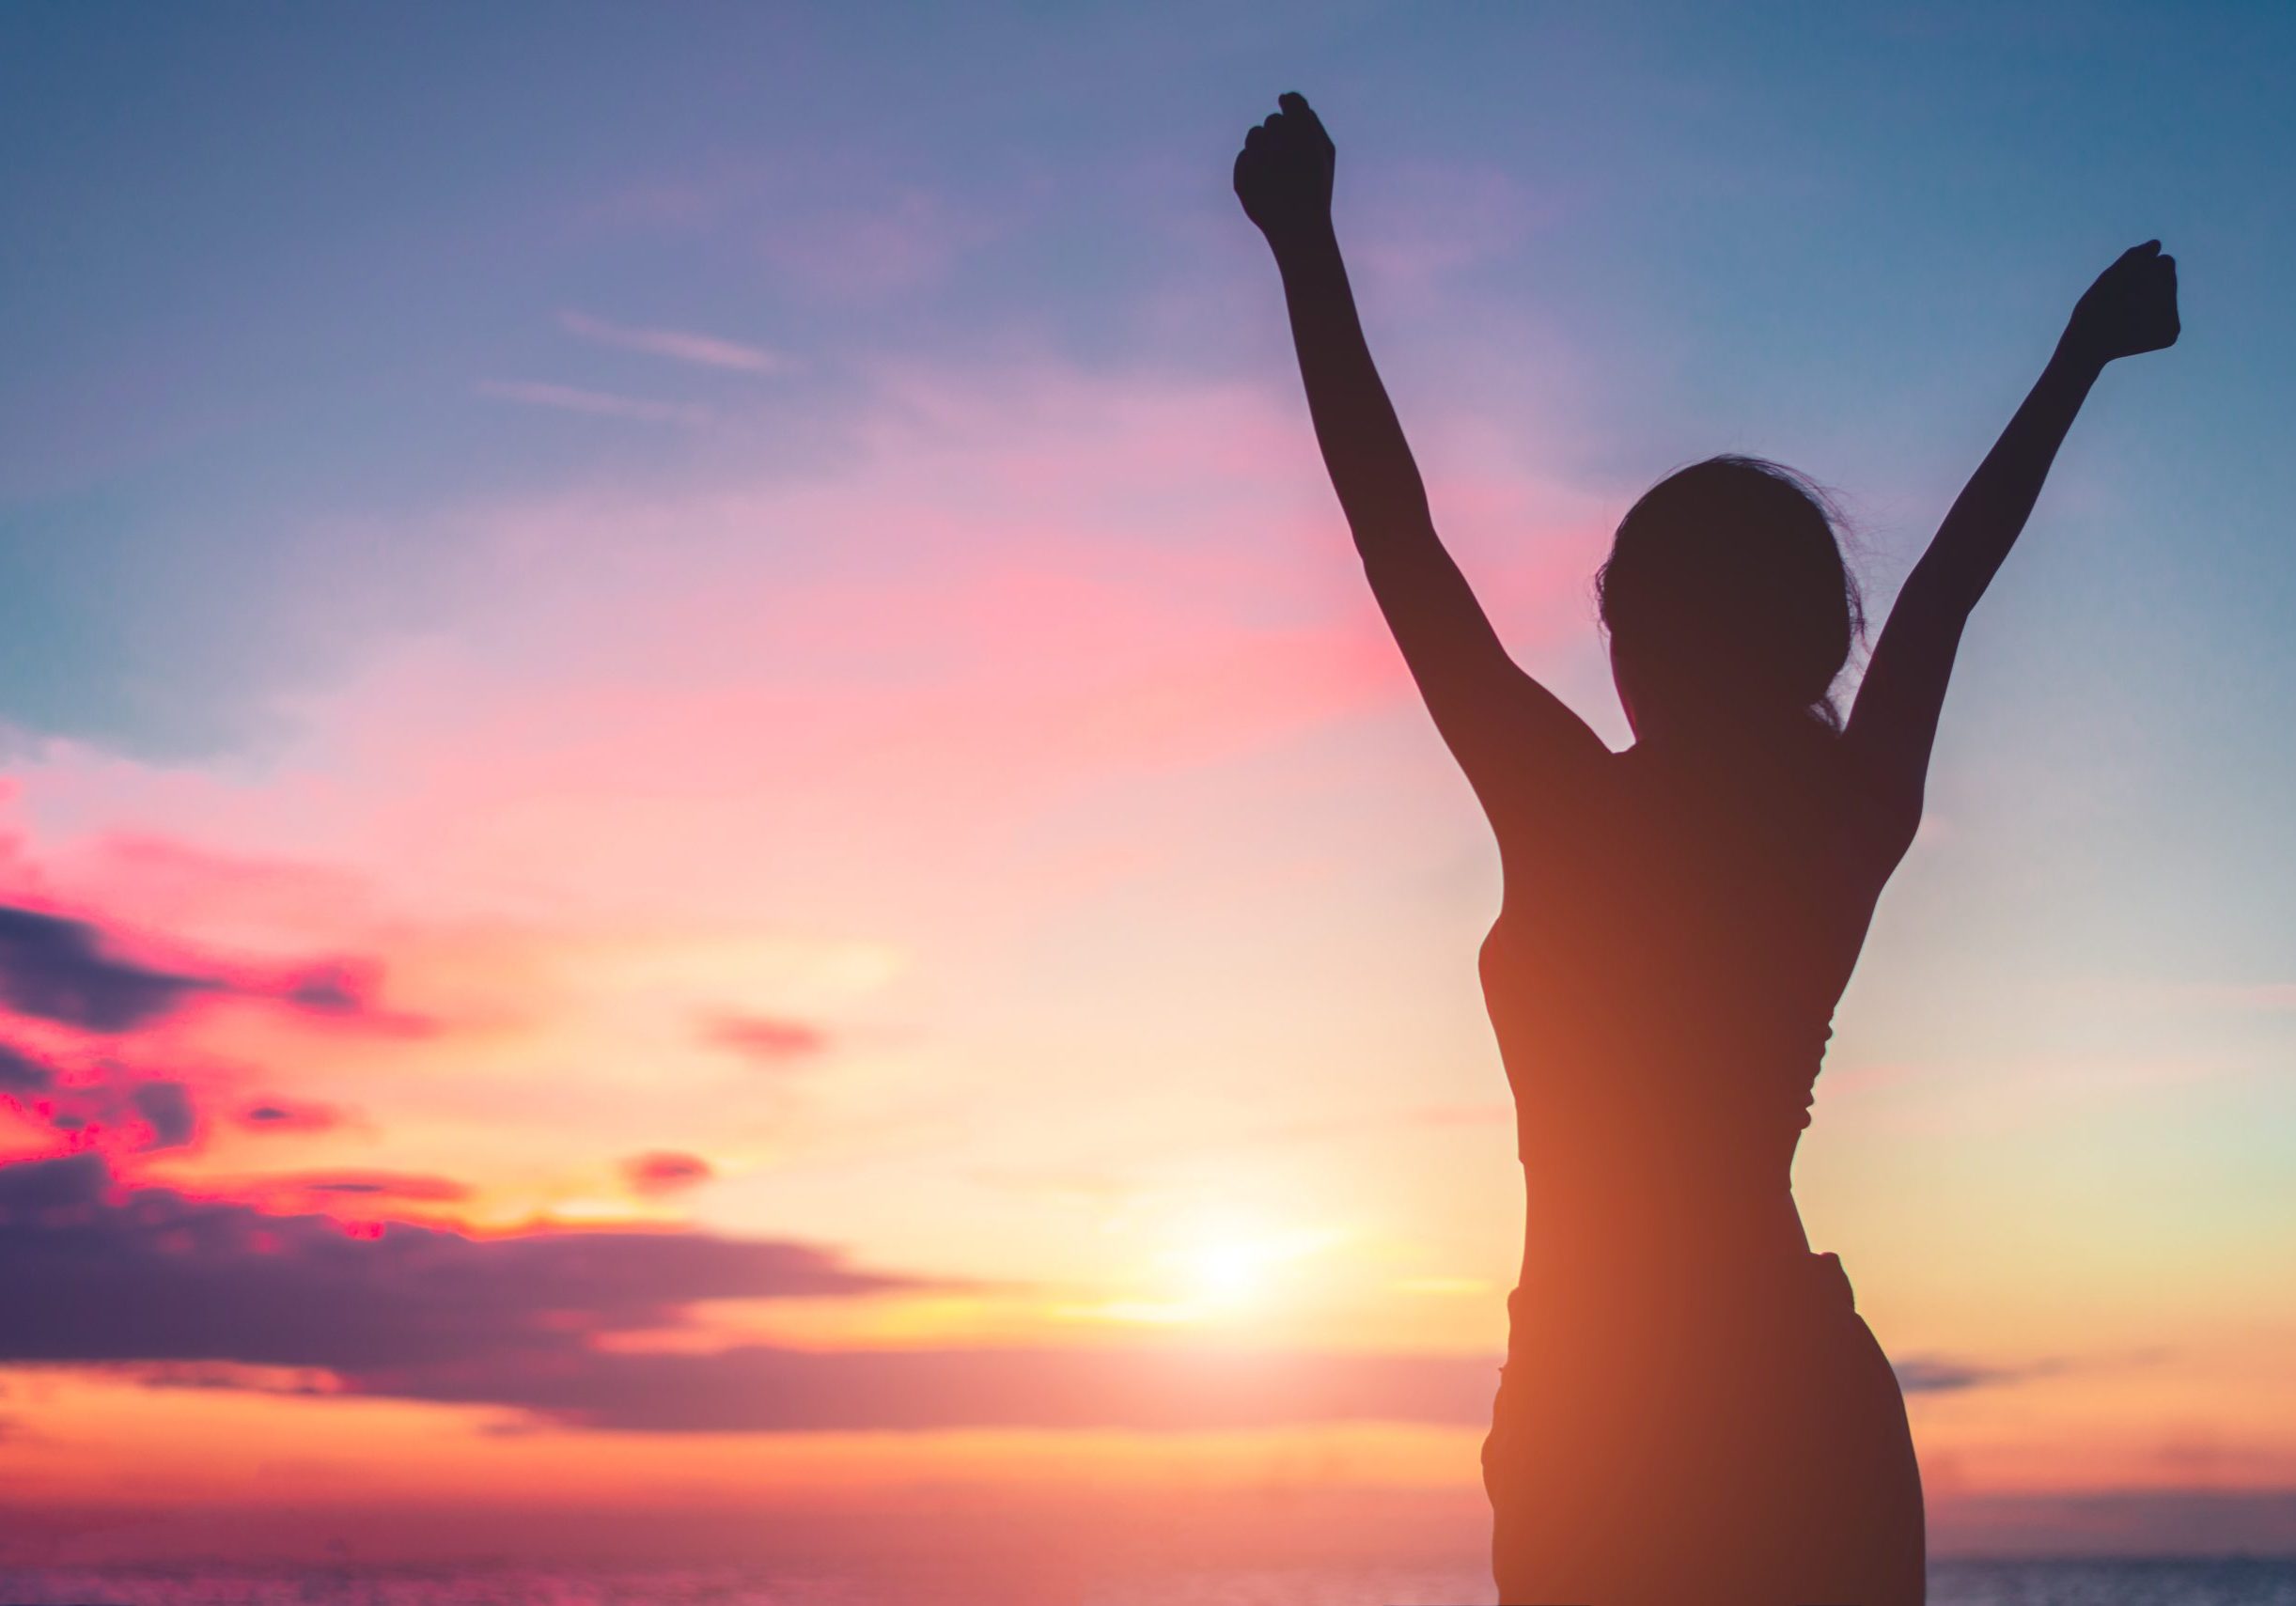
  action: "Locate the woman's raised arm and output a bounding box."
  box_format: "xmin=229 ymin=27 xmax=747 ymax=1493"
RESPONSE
xmin=1235 ymin=93 xmax=1604 ymax=828
xmin=1845 ymin=241 xmax=2179 ymax=847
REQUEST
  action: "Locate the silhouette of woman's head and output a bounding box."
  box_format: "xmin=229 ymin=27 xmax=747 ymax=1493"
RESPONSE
xmin=1597 ymin=456 xmax=1861 ymax=740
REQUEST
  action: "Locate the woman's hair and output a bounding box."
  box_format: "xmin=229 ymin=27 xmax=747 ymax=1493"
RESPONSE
xmin=1596 ymin=455 xmax=1864 ymax=731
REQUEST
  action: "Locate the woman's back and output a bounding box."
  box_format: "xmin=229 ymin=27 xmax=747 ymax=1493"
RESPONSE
xmin=1478 ymin=735 xmax=1929 ymax=1603
xmin=1482 ymin=733 xmax=1898 ymax=1296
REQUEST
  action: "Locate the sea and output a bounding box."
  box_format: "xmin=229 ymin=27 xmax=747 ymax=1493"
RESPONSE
xmin=1 ymin=1559 xmax=2294 ymax=1605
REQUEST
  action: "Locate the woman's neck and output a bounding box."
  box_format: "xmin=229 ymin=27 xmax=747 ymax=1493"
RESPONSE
xmin=1627 ymin=709 xmax=1835 ymax=772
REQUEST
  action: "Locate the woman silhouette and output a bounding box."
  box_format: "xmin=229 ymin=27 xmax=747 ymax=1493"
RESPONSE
xmin=1235 ymin=93 xmax=2178 ymax=1605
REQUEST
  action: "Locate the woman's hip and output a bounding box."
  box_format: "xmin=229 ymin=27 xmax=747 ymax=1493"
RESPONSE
xmin=1483 ymin=1254 xmax=1924 ymax=1601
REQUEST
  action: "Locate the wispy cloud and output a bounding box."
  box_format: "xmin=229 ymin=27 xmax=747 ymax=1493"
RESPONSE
xmin=559 ymin=310 xmax=790 ymax=374
xmin=476 ymin=381 xmax=711 ymax=427
xmin=759 ymin=188 xmax=986 ymax=303
xmin=1895 ymin=1354 xmax=2057 ymax=1394
xmin=623 ymin=1149 xmax=713 ymax=1195
xmin=705 ymin=1012 xmax=827 ymax=1067
xmin=267 ymin=1170 xmax=474 ymax=1205
xmin=235 ymin=1096 xmax=347 ymax=1134
xmin=2054 ymin=976 xmax=2296 ymax=1014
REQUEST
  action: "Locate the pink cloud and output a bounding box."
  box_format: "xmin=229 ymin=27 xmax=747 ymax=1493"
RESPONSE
xmin=477 ymin=381 xmax=712 ymax=428
xmin=11 ymin=363 xmax=1601 ymax=899
xmin=623 ymin=1150 xmax=714 ymax=1195
xmin=1345 ymin=161 xmax=1548 ymax=300
xmin=264 ymin=1169 xmax=473 ymax=1206
xmin=236 ymin=1097 xmax=348 ymax=1134
xmin=707 ymin=1014 xmax=827 ymax=1066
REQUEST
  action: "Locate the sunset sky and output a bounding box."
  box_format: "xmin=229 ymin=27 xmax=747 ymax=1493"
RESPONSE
xmin=2 ymin=0 xmax=2293 ymax=1581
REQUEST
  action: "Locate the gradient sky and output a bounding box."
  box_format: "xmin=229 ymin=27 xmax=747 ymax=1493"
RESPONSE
xmin=2 ymin=0 xmax=2293 ymax=1581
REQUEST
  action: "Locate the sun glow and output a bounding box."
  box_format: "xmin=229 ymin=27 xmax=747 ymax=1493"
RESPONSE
xmin=1165 ymin=1216 xmax=1340 ymax=1316
xmin=1049 ymin=1213 xmax=1344 ymax=1328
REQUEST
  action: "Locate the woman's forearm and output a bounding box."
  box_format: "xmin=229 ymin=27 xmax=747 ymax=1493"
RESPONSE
xmin=1271 ymin=223 xmax=1437 ymax=547
xmin=1908 ymin=336 xmax=2103 ymax=616
xmin=1846 ymin=242 xmax=2174 ymax=795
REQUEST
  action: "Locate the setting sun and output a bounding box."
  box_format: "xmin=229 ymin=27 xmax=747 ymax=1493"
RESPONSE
xmin=1170 ymin=1219 xmax=1341 ymax=1313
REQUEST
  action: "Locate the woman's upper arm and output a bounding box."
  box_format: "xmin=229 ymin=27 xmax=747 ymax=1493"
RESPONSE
xmin=1440 ymin=664 xmax=1610 ymax=839
xmin=1359 ymin=534 xmax=1608 ymax=831
xmin=1841 ymin=564 xmax=1967 ymax=850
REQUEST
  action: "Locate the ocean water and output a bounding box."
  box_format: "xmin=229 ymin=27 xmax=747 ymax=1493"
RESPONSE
xmin=2 ymin=1559 xmax=2294 ymax=1605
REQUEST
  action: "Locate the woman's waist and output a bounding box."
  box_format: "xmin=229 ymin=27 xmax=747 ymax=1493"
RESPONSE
xmin=1514 ymin=1177 xmax=1814 ymax=1286
xmin=1505 ymin=1243 xmax=1857 ymax=1354
xmin=1496 ymin=1252 xmax=1871 ymax=1399
xmin=1518 ymin=1144 xmax=1807 ymax=1222
xmin=1507 ymin=1063 xmax=1820 ymax=1161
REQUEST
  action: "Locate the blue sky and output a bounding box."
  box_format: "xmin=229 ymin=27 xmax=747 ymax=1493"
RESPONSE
xmin=9 ymin=0 xmax=2292 ymax=1037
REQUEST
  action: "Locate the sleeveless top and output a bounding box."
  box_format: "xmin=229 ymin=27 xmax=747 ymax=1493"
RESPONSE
xmin=1478 ymin=735 xmax=1898 ymax=1308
